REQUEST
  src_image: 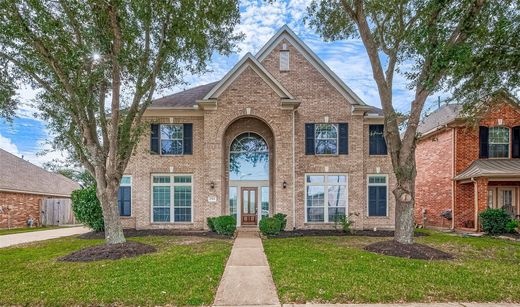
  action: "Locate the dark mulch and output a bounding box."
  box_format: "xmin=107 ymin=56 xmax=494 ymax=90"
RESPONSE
xmin=78 ymin=229 xmax=231 ymax=240
xmin=364 ymin=240 xmax=453 ymax=260
xmin=59 ymin=242 xmax=157 ymax=262
xmin=268 ymin=229 xmax=428 ymax=238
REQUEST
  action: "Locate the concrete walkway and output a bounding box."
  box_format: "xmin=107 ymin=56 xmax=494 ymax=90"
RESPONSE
xmin=0 ymin=226 xmax=90 ymax=248
xmin=214 ymin=229 xmax=280 ymax=306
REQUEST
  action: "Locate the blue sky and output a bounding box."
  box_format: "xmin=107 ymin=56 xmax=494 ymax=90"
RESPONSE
xmin=0 ymin=0 xmax=447 ymax=167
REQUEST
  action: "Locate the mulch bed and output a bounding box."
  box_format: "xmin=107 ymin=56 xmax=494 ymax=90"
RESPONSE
xmin=78 ymin=229 xmax=231 ymax=240
xmin=59 ymin=242 xmax=157 ymax=262
xmin=364 ymin=240 xmax=453 ymax=260
xmin=268 ymin=229 xmax=428 ymax=238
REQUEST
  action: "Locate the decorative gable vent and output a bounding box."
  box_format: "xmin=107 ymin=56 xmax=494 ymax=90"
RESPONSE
xmin=280 ymin=44 xmax=289 ymax=71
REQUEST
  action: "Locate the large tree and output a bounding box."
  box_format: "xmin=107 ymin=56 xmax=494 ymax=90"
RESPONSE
xmin=0 ymin=0 xmax=241 ymax=244
xmin=307 ymin=0 xmax=519 ymax=244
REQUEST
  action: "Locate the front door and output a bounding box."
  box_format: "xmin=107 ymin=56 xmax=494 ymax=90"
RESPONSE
xmin=241 ymin=187 xmax=258 ymax=225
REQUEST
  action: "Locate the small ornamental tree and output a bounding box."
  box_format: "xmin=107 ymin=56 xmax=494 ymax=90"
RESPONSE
xmin=0 ymin=0 xmax=241 ymax=244
xmin=307 ymin=0 xmax=519 ymax=244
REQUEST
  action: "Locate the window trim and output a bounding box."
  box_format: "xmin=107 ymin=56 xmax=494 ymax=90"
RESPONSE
xmin=488 ymin=126 xmax=511 ymax=159
xmin=119 ymin=175 xmax=132 ymax=217
xmin=150 ymin=173 xmax=193 ymax=223
xmin=304 ymin=173 xmax=349 ymax=223
xmin=367 ymin=174 xmax=389 ymax=218
xmin=159 ymin=124 xmax=184 ymax=156
xmin=314 ymin=123 xmax=339 ymax=156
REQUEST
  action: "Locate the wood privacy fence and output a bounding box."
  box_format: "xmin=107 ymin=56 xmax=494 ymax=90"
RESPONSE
xmin=41 ymin=198 xmax=76 ymax=226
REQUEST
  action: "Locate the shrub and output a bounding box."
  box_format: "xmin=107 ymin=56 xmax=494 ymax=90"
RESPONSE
xmin=212 ymin=216 xmax=236 ymax=236
xmin=273 ymin=213 xmax=287 ymax=231
xmin=479 ymin=208 xmax=512 ymax=235
xmin=259 ymin=217 xmax=282 ymax=236
xmin=333 ymin=215 xmax=354 ymax=233
xmin=506 ymin=219 xmax=519 ymax=233
xmin=207 ymin=217 xmax=216 ymax=232
xmin=71 ymin=185 xmax=104 ymax=232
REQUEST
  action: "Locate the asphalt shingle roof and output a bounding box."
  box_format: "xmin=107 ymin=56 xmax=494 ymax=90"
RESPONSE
xmin=150 ymin=81 xmax=219 ymax=108
xmin=454 ymin=159 xmax=520 ymax=181
xmin=0 ymin=149 xmax=80 ymax=196
xmin=417 ymin=104 xmax=463 ymax=135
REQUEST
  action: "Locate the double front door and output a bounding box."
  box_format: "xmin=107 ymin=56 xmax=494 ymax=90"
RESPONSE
xmin=241 ymin=187 xmax=257 ymax=225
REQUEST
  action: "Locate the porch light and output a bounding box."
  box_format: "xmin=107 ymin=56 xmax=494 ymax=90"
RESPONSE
xmin=283 ymin=181 xmax=287 ymax=189
xmin=210 ymin=182 xmax=215 ymax=189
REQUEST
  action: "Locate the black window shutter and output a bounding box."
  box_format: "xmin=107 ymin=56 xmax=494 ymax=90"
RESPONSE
xmin=305 ymin=124 xmax=315 ymax=155
xmin=183 ymin=123 xmax=193 ymax=155
xmin=150 ymin=124 xmax=160 ymax=154
xmin=479 ymin=126 xmax=489 ymax=159
xmin=513 ymin=126 xmax=520 ymax=158
xmin=338 ymin=123 xmax=348 ymax=155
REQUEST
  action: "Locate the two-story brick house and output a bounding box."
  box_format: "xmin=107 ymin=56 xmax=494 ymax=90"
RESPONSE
xmin=415 ymin=92 xmax=520 ymax=230
xmin=117 ymin=26 xmax=395 ymax=231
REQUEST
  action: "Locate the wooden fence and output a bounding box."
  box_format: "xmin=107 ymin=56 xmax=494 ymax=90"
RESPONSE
xmin=41 ymin=198 xmax=75 ymax=226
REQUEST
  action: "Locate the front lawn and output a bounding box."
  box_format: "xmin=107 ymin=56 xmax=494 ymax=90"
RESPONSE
xmin=263 ymin=230 xmax=520 ymax=304
xmin=0 ymin=235 xmax=232 ymax=305
xmin=0 ymin=226 xmax=63 ymax=236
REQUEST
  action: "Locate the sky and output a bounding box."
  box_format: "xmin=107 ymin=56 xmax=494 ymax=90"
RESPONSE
xmin=0 ymin=0 xmax=447 ymax=167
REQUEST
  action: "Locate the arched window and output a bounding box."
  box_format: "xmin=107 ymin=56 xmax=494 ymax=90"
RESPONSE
xmin=229 ymin=133 xmax=269 ymax=180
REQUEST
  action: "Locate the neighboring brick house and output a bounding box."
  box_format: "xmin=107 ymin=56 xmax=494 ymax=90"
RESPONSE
xmin=415 ymin=92 xmax=520 ymax=230
xmin=119 ymin=26 xmax=395 ymax=230
xmin=0 ymin=149 xmax=80 ymax=229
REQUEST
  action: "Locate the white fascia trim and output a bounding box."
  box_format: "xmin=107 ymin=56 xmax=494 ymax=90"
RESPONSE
xmin=256 ymin=25 xmax=367 ymax=106
xmin=203 ymin=52 xmax=294 ymax=100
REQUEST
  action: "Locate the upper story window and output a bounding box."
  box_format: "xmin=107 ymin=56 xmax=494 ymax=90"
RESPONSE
xmin=305 ymin=123 xmax=348 ymax=155
xmin=150 ymin=123 xmax=193 ymax=155
xmin=489 ymin=127 xmax=510 ymax=158
xmin=369 ymin=124 xmax=388 ymax=155
xmin=229 ymin=132 xmax=269 ymax=181
xmin=315 ymin=124 xmax=338 ymax=155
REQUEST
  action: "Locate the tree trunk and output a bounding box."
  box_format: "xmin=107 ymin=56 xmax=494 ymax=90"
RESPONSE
xmin=97 ymin=184 xmax=126 ymax=244
xmin=392 ymin=152 xmax=417 ymax=245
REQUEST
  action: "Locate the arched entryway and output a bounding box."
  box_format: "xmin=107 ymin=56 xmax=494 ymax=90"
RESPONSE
xmin=223 ymin=117 xmax=275 ymax=226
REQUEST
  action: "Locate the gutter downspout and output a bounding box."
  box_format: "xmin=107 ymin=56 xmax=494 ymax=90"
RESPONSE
xmin=292 ymin=109 xmax=296 ymax=230
xmin=451 ymin=128 xmax=456 ymax=230
xmin=471 ymin=177 xmax=478 ymax=231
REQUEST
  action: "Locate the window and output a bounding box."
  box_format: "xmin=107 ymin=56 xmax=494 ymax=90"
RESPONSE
xmin=305 ymin=174 xmax=347 ymax=223
xmin=229 ymin=187 xmax=238 ymax=220
xmin=118 ymin=176 xmax=131 ymax=216
xmin=152 ymin=174 xmax=193 ymax=222
xmin=315 ymin=124 xmax=338 ymax=155
xmin=368 ymin=175 xmax=387 ymax=217
xmin=229 ymin=133 xmax=269 ymax=180
xmin=161 ymin=124 xmax=183 ymax=155
xmin=369 ymin=125 xmax=387 ymax=155
xmin=261 ymin=186 xmax=269 ymax=219
xmin=489 ymin=127 xmax=510 ymax=158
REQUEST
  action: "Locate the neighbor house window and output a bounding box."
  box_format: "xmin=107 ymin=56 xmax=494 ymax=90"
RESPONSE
xmin=161 ymin=124 xmax=183 ymax=155
xmin=118 ymin=176 xmax=131 ymax=216
xmin=369 ymin=125 xmax=388 ymax=155
xmin=489 ymin=127 xmax=510 ymax=158
xmin=315 ymin=124 xmax=338 ymax=155
xmin=305 ymin=174 xmax=347 ymax=223
xmin=152 ymin=174 xmax=192 ymax=222
xmin=368 ymin=175 xmax=388 ymax=217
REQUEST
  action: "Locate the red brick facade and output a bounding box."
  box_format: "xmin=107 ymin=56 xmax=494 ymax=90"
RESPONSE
xmin=0 ymin=191 xmax=44 ymax=229
xmin=416 ymin=97 xmax=520 ymax=230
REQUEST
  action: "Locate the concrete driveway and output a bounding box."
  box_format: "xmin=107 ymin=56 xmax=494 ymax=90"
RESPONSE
xmin=0 ymin=226 xmax=90 ymax=248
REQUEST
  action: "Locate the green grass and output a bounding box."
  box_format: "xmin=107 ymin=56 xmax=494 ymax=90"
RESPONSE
xmin=263 ymin=230 xmax=520 ymax=304
xmin=0 ymin=226 xmax=63 ymax=236
xmin=0 ymin=235 xmax=232 ymax=305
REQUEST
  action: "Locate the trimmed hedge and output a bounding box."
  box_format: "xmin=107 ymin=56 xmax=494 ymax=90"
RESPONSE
xmin=479 ymin=208 xmax=515 ymax=235
xmin=273 ymin=213 xmax=287 ymax=231
xmin=259 ymin=217 xmax=282 ymax=236
xmin=71 ymin=185 xmax=104 ymax=232
xmin=212 ymin=216 xmax=236 ymax=236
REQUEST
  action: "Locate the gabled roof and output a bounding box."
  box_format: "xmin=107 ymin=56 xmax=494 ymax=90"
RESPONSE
xmin=255 ymin=25 xmax=366 ymax=106
xmin=417 ymin=104 xmax=463 ymax=135
xmin=0 ymin=149 xmax=80 ymax=197
xmin=454 ymin=159 xmax=520 ymax=181
xmin=202 ymin=53 xmax=294 ymax=100
xmin=150 ymin=82 xmax=219 ymax=109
